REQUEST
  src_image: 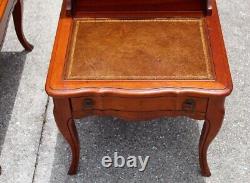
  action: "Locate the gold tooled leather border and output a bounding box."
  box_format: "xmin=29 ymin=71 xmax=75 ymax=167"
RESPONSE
xmin=65 ymin=18 xmax=215 ymax=80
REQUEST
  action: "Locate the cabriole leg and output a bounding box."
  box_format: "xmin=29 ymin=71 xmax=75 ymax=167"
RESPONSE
xmin=199 ymin=97 xmax=225 ymax=177
xmin=53 ymin=98 xmax=80 ymax=175
xmin=12 ymin=0 xmax=34 ymax=51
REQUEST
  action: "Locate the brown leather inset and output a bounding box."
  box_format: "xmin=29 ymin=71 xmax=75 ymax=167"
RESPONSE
xmin=65 ymin=18 xmax=214 ymax=80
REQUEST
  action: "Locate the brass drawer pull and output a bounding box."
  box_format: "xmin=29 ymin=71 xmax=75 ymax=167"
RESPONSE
xmin=83 ymin=98 xmax=94 ymax=108
xmin=183 ymin=98 xmax=196 ymax=111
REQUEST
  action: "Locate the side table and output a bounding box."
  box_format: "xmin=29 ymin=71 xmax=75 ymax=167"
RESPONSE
xmin=46 ymin=0 xmax=233 ymax=177
xmin=0 ymin=0 xmax=33 ymax=50
xmin=0 ymin=0 xmax=33 ymax=175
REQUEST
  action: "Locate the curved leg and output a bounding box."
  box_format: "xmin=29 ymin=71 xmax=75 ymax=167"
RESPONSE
xmin=12 ymin=0 xmax=34 ymax=51
xmin=199 ymin=97 xmax=225 ymax=177
xmin=53 ymin=98 xmax=80 ymax=175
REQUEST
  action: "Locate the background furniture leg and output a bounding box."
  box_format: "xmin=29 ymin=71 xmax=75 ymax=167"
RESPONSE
xmin=53 ymin=98 xmax=80 ymax=175
xmin=12 ymin=0 xmax=33 ymax=51
xmin=199 ymin=97 xmax=225 ymax=177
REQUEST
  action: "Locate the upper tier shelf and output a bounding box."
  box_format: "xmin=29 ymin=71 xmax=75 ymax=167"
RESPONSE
xmin=66 ymin=0 xmax=212 ymax=16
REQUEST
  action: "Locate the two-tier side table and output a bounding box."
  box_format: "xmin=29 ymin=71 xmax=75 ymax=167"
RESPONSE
xmin=46 ymin=0 xmax=233 ymax=177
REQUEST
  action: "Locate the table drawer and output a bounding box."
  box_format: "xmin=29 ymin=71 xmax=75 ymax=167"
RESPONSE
xmin=71 ymin=96 xmax=208 ymax=113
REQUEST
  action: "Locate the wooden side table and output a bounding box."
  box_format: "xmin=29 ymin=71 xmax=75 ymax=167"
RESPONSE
xmin=46 ymin=0 xmax=233 ymax=177
xmin=0 ymin=0 xmax=33 ymax=50
xmin=0 ymin=0 xmax=32 ymax=175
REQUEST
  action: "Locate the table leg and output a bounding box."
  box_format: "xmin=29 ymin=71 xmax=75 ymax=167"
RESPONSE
xmin=199 ymin=97 xmax=225 ymax=176
xmin=12 ymin=0 xmax=33 ymax=51
xmin=53 ymin=98 xmax=80 ymax=175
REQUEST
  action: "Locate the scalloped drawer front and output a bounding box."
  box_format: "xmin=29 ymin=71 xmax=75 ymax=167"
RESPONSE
xmin=71 ymin=96 xmax=208 ymax=113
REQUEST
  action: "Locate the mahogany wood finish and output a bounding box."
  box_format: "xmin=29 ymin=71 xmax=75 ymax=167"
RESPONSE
xmin=0 ymin=0 xmax=33 ymax=51
xmin=67 ymin=0 xmax=212 ymax=17
xmin=46 ymin=0 xmax=233 ymax=177
xmin=53 ymin=98 xmax=80 ymax=175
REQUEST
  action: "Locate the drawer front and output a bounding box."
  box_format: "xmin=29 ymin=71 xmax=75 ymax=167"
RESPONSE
xmin=71 ymin=96 xmax=208 ymax=113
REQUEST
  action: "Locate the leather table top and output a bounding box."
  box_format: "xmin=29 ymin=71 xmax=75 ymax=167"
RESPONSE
xmin=65 ymin=18 xmax=215 ymax=80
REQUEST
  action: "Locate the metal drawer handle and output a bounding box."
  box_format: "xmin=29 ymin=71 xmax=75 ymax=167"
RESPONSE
xmin=183 ymin=98 xmax=196 ymax=111
xmin=83 ymin=98 xmax=94 ymax=108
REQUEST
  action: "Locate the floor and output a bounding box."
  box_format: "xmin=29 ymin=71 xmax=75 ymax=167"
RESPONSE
xmin=0 ymin=0 xmax=249 ymax=182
